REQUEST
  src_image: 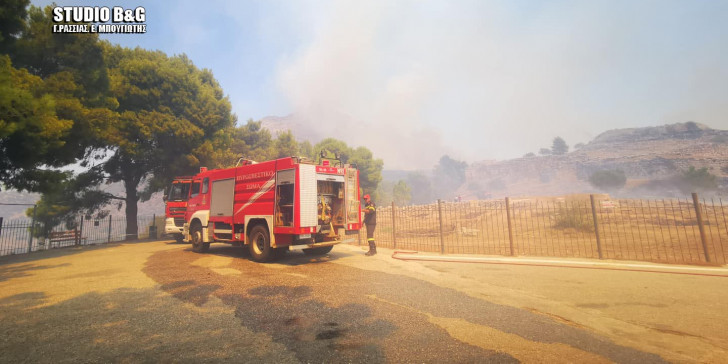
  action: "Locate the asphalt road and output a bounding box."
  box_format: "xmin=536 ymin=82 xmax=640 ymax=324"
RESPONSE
xmin=1 ymin=240 xmax=726 ymax=363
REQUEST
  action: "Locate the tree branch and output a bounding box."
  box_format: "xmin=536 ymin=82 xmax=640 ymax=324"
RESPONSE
xmin=102 ymin=192 xmax=126 ymax=201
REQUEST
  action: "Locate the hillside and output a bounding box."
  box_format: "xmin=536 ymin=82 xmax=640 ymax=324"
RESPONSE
xmin=0 ymin=190 xmax=40 ymax=220
xmin=260 ymin=118 xmax=727 ymax=199
xmin=0 ymin=184 xmax=165 ymax=221
xmin=460 ymin=122 xmax=728 ymax=199
xmin=2 ymin=122 xmax=725 ymax=220
xmin=260 ymin=114 xmax=326 ymax=142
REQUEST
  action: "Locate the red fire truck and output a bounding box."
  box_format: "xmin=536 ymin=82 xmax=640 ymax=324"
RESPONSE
xmin=163 ymin=176 xmax=193 ymax=242
xmin=183 ymin=156 xmax=362 ymax=262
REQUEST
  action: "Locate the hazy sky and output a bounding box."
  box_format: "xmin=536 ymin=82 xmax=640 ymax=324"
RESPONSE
xmin=33 ymin=0 xmax=728 ymax=169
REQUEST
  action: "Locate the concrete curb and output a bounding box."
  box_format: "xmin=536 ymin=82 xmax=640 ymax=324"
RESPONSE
xmin=391 ymin=251 xmax=728 ymax=277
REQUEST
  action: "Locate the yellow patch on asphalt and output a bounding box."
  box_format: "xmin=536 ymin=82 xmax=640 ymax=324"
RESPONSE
xmin=102 ymin=320 xmax=128 ymax=328
xmin=365 ymin=294 xmax=611 ymax=363
xmin=190 ymin=256 xmax=242 ymax=276
xmin=428 ymin=316 xmax=611 ymax=363
xmin=286 ymin=273 xmax=308 ymax=279
xmin=190 ymin=256 xmax=233 ymax=268
xmin=211 ymin=268 xmax=243 ymax=276
xmin=0 ymin=242 xmax=178 ymax=308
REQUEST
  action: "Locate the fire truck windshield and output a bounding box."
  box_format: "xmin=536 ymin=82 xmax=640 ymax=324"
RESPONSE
xmin=167 ymin=183 xmax=190 ymax=201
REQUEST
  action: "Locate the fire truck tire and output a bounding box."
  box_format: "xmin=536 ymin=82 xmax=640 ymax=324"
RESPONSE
xmin=303 ymin=246 xmax=333 ymax=256
xmin=249 ymin=225 xmax=274 ymax=262
xmin=190 ymin=223 xmax=209 ymax=253
xmin=174 ymin=234 xmax=185 ymax=244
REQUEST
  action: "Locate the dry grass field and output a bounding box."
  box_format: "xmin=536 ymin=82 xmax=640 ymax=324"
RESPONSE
xmin=365 ymin=194 xmax=728 ymax=265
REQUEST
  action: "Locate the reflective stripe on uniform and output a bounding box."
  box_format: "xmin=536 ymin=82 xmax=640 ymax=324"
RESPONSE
xmin=367 ymin=238 xmax=375 ymax=242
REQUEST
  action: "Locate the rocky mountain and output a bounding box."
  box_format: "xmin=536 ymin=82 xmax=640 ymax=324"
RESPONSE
xmin=459 ymin=122 xmax=728 ymax=199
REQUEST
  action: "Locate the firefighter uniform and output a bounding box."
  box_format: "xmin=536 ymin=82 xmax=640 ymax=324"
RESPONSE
xmin=363 ymin=196 xmax=377 ymax=256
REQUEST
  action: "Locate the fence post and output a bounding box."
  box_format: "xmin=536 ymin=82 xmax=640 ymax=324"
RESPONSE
xmin=150 ymin=213 xmax=156 ymax=239
xmin=590 ymin=195 xmax=603 ymax=259
xmin=391 ymin=201 xmax=397 ymax=249
xmin=505 ymin=197 xmax=514 ymax=256
xmin=437 ymin=199 xmax=445 ymax=254
xmin=692 ymin=192 xmax=710 ymax=262
xmin=78 ymin=215 xmax=84 ymax=246
xmin=107 ymin=215 xmax=112 ymax=243
xmin=27 ymin=205 xmax=36 ymax=253
xmin=0 ymin=217 xmax=4 ymax=238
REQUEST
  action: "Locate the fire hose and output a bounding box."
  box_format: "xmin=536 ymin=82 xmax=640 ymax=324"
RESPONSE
xmin=390 ymin=251 xmax=728 ymax=278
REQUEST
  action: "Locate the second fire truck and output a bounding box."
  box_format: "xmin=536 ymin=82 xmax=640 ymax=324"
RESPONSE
xmin=163 ymin=176 xmax=193 ymax=242
xmin=182 ymin=156 xmax=362 ymax=262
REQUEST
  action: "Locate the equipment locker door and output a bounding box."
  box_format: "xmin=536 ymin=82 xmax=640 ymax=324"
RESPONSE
xmin=345 ymin=167 xmax=360 ymax=224
xmin=210 ymin=178 xmax=235 ymax=217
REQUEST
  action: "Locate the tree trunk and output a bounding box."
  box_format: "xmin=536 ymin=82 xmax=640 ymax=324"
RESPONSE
xmin=124 ymin=179 xmax=139 ymax=240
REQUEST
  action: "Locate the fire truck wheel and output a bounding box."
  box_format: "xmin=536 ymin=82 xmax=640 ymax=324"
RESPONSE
xmin=303 ymin=246 xmax=333 ymax=256
xmin=249 ymin=225 xmax=274 ymax=262
xmin=174 ymin=234 xmax=185 ymax=244
xmin=190 ymin=223 xmax=209 ymax=253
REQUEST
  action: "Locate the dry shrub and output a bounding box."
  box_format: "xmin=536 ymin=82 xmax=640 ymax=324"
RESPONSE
xmin=553 ymin=205 xmax=593 ymax=232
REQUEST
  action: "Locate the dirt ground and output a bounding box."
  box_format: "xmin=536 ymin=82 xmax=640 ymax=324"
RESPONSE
xmin=0 ymin=239 xmax=726 ymax=362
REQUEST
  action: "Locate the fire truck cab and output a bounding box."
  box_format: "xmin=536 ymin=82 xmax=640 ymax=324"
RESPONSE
xmin=183 ymin=156 xmax=361 ymax=262
xmin=163 ymin=176 xmax=192 ymax=242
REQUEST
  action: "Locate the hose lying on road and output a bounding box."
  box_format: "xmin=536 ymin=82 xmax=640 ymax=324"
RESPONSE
xmin=391 ymin=251 xmax=728 ymax=278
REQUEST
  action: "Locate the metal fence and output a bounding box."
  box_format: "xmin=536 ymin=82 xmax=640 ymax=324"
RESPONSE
xmin=5 ymin=193 xmax=728 ymax=265
xmin=0 ymin=215 xmax=165 ymax=257
xmin=362 ymin=193 xmax=728 ymax=265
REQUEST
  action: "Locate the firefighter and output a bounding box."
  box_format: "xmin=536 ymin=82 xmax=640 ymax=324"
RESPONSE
xmin=362 ymin=194 xmax=377 ymax=256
